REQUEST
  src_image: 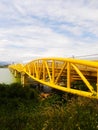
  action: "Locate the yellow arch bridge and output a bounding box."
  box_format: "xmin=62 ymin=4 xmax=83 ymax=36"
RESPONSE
xmin=8 ymin=57 xmax=98 ymax=99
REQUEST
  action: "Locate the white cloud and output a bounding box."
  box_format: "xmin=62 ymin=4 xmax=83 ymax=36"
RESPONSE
xmin=0 ymin=0 xmax=98 ymax=62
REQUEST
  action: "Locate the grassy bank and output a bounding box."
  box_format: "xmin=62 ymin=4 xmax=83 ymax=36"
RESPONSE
xmin=0 ymin=83 xmax=98 ymax=130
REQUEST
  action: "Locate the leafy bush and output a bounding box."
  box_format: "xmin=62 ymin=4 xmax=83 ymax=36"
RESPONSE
xmin=0 ymin=83 xmax=98 ymax=130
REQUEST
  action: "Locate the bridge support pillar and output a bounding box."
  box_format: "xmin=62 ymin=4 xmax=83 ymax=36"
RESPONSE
xmin=10 ymin=69 xmax=14 ymax=74
xmin=21 ymin=73 xmax=30 ymax=87
xmin=21 ymin=73 xmax=26 ymax=87
xmin=14 ymin=70 xmax=18 ymax=78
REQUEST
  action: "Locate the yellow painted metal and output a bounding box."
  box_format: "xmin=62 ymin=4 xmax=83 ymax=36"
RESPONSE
xmin=44 ymin=61 xmax=52 ymax=82
xmin=52 ymin=60 xmax=55 ymax=83
xmin=34 ymin=63 xmax=39 ymax=78
xmin=23 ymin=70 xmax=95 ymax=98
xmin=67 ymin=62 xmax=71 ymax=89
xmin=43 ymin=60 xmax=46 ymax=81
xmin=71 ymin=63 xmax=95 ymax=94
xmin=8 ymin=58 xmax=98 ymax=99
xmin=55 ymin=62 xmax=67 ymax=84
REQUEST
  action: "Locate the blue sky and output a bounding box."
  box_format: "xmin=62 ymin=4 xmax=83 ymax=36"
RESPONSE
xmin=0 ymin=0 xmax=98 ymax=62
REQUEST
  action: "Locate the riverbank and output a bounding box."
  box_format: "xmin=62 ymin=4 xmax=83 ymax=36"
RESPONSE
xmin=0 ymin=83 xmax=98 ymax=130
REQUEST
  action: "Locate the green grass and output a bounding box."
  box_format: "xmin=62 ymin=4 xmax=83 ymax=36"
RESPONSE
xmin=0 ymin=83 xmax=98 ymax=130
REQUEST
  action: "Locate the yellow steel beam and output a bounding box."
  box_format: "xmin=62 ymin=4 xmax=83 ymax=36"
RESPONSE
xmin=43 ymin=60 xmax=46 ymax=81
xmin=44 ymin=61 xmax=52 ymax=82
xmin=71 ymin=63 xmax=96 ymax=94
xmin=36 ymin=58 xmax=98 ymax=68
xmin=34 ymin=63 xmax=39 ymax=79
xmin=39 ymin=63 xmax=43 ymax=79
xmin=23 ymin=70 xmax=98 ymax=99
xmin=52 ymin=60 xmax=55 ymax=83
xmin=55 ymin=62 xmax=67 ymax=84
xmin=67 ymin=62 xmax=71 ymax=89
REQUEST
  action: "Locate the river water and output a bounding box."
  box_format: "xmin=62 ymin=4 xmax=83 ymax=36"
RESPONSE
xmin=0 ymin=68 xmax=17 ymax=84
xmin=0 ymin=68 xmax=51 ymax=92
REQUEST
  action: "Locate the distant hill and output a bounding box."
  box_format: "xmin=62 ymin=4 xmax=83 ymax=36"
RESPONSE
xmin=0 ymin=61 xmax=10 ymax=67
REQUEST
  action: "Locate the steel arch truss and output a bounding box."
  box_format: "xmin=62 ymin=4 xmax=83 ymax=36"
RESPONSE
xmin=9 ymin=58 xmax=98 ymax=99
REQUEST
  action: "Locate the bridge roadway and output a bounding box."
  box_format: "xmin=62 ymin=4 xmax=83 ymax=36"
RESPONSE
xmin=8 ymin=57 xmax=98 ymax=99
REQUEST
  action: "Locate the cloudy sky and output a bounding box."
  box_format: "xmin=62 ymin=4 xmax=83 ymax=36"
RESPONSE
xmin=0 ymin=0 xmax=98 ymax=62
